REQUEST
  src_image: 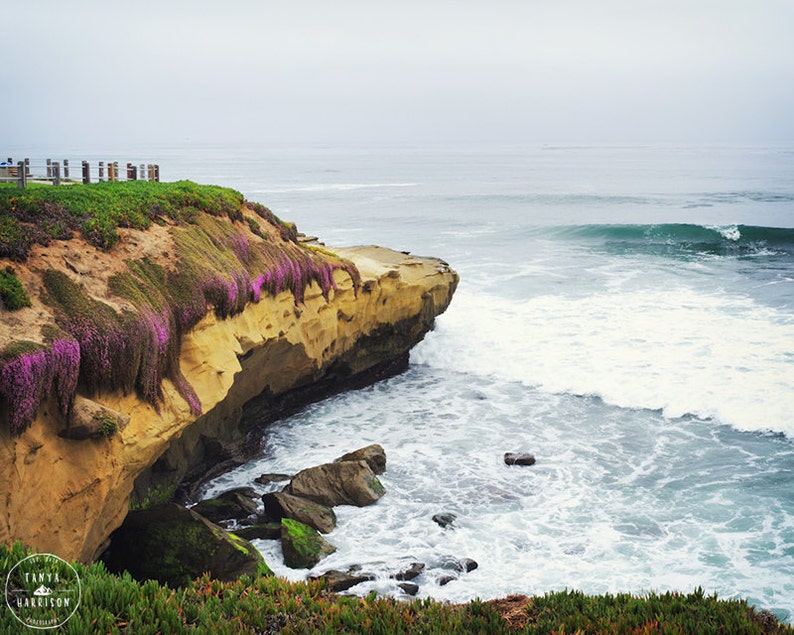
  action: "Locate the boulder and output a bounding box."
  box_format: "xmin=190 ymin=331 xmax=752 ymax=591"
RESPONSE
xmin=104 ymin=503 xmax=267 ymax=587
xmin=59 ymin=396 xmax=130 ymax=440
xmin=392 ymin=562 xmax=425 ymax=581
xmin=437 ymin=575 xmax=456 ymax=586
xmin=335 ymin=444 xmax=387 ymax=475
xmin=191 ymin=491 xmax=258 ymax=523
xmin=398 ymin=582 xmax=419 ymax=596
xmin=288 ymin=460 xmax=386 ymax=507
xmin=504 ymin=452 xmax=536 ymax=466
xmin=310 ymin=568 xmax=375 ymax=592
xmin=457 ymin=558 xmax=479 ymax=573
xmin=233 ymin=523 xmax=282 ymax=541
xmin=280 ymin=518 xmax=336 ymax=569
xmin=262 ymin=491 xmax=337 ymax=534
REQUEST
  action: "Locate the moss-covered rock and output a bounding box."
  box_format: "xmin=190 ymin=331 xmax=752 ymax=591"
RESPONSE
xmin=263 ymin=491 xmax=337 ymax=534
xmin=105 ymin=503 xmax=267 ymax=587
xmin=280 ymin=518 xmax=336 ymax=569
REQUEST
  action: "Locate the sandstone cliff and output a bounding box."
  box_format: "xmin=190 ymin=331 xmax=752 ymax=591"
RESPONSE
xmin=0 ymin=187 xmax=457 ymax=563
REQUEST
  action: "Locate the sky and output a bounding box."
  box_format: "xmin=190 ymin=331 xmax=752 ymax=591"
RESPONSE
xmin=2 ymin=0 xmax=793 ymax=148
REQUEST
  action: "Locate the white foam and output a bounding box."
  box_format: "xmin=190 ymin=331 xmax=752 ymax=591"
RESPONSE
xmin=412 ymin=286 xmax=794 ymax=436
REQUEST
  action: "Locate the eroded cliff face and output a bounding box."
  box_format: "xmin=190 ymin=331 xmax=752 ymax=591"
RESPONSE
xmin=0 ymin=244 xmax=457 ymax=563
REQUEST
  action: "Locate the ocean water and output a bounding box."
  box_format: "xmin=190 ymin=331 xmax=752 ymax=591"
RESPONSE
xmin=14 ymin=143 xmax=793 ymax=618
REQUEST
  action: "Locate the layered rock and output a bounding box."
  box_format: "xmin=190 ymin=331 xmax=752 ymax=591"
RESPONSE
xmin=0 ymin=225 xmax=457 ymax=563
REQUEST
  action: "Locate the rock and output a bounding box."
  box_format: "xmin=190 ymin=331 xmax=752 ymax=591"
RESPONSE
xmin=255 ymin=473 xmax=292 ymax=486
xmin=311 ymin=568 xmax=375 ymax=592
xmin=393 ymin=562 xmax=425 ymax=581
xmin=233 ymin=523 xmax=282 ymax=541
xmin=59 ymin=396 xmax=130 ymax=440
xmin=280 ymin=518 xmax=336 ymax=569
xmin=432 ymin=513 xmax=457 ymax=529
xmin=288 ymin=460 xmax=386 ymax=507
xmin=437 ymin=575 xmax=456 ymax=586
xmin=104 ymin=503 xmax=267 ymax=587
xmin=262 ymin=491 xmax=337 ymax=534
xmin=457 ymin=558 xmax=479 ymax=573
xmin=192 ymin=491 xmax=259 ymax=523
xmin=335 ymin=444 xmax=387 ymax=475
xmin=220 ymin=486 xmax=261 ymax=500
xmin=504 ymin=452 xmax=536 ymax=466
xmin=398 ymin=582 xmax=419 ymax=595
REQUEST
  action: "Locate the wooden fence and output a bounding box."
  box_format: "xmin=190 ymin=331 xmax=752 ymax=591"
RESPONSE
xmin=0 ymin=158 xmax=160 ymax=188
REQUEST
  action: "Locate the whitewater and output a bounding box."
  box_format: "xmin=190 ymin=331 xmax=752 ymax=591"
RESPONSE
xmin=13 ymin=142 xmax=793 ymax=620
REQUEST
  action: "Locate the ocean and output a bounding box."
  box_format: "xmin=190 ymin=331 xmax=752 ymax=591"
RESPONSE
xmin=13 ymin=143 xmax=794 ymax=620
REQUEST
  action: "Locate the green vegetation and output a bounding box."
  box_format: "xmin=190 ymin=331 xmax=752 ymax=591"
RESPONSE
xmin=129 ymin=483 xmax=178 ymax=512
xmin=93 ymin=412 xmax=119 ymax=438
xmin=0 ymin=180 xmax=244 ymax=256
xmin=0 ymin=542 xmax=788 ymax=634
xmin=0 ymin=266 xmax=31 ymax=310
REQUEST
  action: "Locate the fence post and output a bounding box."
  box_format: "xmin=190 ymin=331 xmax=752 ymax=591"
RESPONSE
xmin=46 ymin=158 xmax=52 ymax=179
xmin=53 ymin=162 xmax=61 ymax=186
xmin=82 ymin=161 xmax=91 ymax=184
xmin=17 ymin=161 xmax=27 ymax=188
xmin=108 ymin=162 xmax=115 ymax=182
xmin=99 ymin=161 xmax=104 ymax=181
xmin=126 ymin=163 xmax=135 ymax=180
xmin=24 ymin=158 xmax=30 ymax=177
xmin=114 ymin=162 xmax=119 ymax=182
xmin=63 ymin=159 xmax=70 ymax=179
xmin=147 ymin=164 xmax=154 ymax=181
xmin=154 ymin=165 xmax=160 ymax=182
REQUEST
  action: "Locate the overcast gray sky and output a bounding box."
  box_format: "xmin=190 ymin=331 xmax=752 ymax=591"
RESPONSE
xmin=3 ymin=0 xmax=793 ymax=147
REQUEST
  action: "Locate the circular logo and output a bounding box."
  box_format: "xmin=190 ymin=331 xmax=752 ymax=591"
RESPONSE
xmin=5 ymin=553 xmax=81 ymax=629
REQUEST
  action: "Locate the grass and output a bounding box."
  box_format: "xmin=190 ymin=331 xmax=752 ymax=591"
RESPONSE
xmin=0 ymin=542 xmax=788 ymax=634
xmin=0 ymin=267 xmax=31 ymax=309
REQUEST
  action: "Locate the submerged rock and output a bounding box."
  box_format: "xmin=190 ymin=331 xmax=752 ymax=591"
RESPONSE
xmin=105 ymin=503 xmax=267 ymax=587
xmin=288 ymin=460 xmax=386 ymax=507
xmin=280 ymin=518 xmax=336 ymax=569
xmin=432 ymin=513 xmax=457 ymax=529
xmin=504 ymin=452 xmax=536 ymax=466
xmin=335 ymin=444 xmax=387 ymax=475
xmin=262 ymin=491 xmax=337 ymax=534
xmin=255 ymin=473 xmax=292 ymax=486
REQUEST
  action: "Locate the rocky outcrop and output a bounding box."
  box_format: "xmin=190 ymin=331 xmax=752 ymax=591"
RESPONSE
xmin=335 ymin=443 xmax=386 ymax=475
xmin=262 ymin=491 xmax=337 ymax=534
xmin=0 ymin=230 xmax=457 ymax=563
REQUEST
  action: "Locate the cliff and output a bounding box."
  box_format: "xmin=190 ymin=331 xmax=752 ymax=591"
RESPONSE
xmin=0 ymin=182 xmax=457 ymax=562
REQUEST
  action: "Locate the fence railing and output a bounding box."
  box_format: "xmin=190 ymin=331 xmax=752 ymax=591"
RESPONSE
xmin=0 ymin=158 xmax=160 ymax=188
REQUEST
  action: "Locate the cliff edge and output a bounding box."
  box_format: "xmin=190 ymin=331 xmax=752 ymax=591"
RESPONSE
xmin=0 ymin=181 xmax=457 ymax=562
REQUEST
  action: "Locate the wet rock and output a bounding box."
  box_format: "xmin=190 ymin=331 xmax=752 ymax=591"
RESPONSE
xmin=457 ymin=558 xmax=479 ymax=573
xmin=504 ymin=452 xmax=536 ymax=466
xmin=280 ymin=518 xmax=336 ymax=569
xmin=335 ymin=444 xmax=387 ymax=475
xmin=288 ymin=460 xmax=386 ymax=507
xmin=398 ymin=582 xmax=419 ymax=596
xmin=232 ymin=523 xmax=282 ymax=541
xmin=255 ymin=473 xmax=292 ymax=486
xmin=437 ymin=575 xmax=456 ymax=586
xmin=393 ymin=562 xmax=425 ymax=581
xmin=105 ymin=503 xmax=267 ymax=587
xmin=311 ymin=568 xmax=375 ymax=592
xmin=432 ymin=513 xmax=457 ymax=529
xmin=262 ymin=491 xmax=337 ymax=534
xmin=219 ymin=486 xmax=261 ymax=500
xmin=192 ymin=491 xmax=258 ymax=523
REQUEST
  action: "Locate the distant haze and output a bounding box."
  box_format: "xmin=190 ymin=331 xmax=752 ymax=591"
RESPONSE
xmin=3 ymin=0 xmax=793 ymax=147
